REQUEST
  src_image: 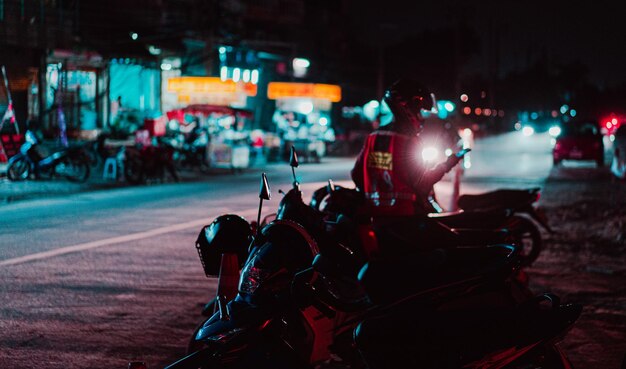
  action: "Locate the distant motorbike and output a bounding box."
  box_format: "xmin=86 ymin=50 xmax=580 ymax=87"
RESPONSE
xmin=159 ymin=130 xmax=211 ymax=173
xmin=122 ymin=143 xmax=179 ymax=184
xmin=7 ymin=130 xmax=90 ymax=183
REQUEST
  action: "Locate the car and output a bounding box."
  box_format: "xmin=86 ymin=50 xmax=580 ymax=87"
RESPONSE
xmin=553 ymin=119 xmax=604 ymax=167
xmin=610 ymin=125 xmax=626 ymax=179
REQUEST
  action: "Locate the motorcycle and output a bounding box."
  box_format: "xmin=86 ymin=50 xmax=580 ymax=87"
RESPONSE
xmin=159 ymin=132 xmax=211 ymax=174
xmin=130 ymin=148 xmax=579 ymax=369
xmin=416 ymin=122 xmax=549 ymax=266
xmin=310 ymin=165 xmax=550 ymax=267
xmin=6 ymin=130 xmax=90 ymax=183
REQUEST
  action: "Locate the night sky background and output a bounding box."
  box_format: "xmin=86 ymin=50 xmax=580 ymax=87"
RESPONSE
xmin=346 ymin=0 xmax=626 ymax=88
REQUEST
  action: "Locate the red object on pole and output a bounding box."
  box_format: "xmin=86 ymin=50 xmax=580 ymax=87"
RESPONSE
xmin=450 ymin=164 xmax=462 ymax=211
xmin=0 ymin=133 xmax=24 ymax=162
xmin=214 ymin=254 xmax=240 ymax=313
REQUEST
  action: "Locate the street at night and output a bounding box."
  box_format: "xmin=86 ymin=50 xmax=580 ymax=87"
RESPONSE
xmin=2 ymin=1 xmax=626 ymax=368
xmin=1 ymin=132 xmax=624 ymax=368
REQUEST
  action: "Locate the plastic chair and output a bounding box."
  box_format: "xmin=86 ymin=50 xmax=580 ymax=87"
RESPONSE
xmin=102 ymin=157 xmax=117 ymax=180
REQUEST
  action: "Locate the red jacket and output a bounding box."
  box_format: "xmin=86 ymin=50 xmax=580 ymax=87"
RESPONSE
xmin=351 ymin=130 xmax=450 ymax=217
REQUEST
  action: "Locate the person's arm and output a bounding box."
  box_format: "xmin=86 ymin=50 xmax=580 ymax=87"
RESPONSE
xmin=351 ymin=143 xmax=366 ymax=190
xmin=401 ymin=138 xmax=461 ymax=195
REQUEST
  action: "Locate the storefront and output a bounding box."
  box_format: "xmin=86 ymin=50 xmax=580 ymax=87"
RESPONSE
xmin=44 ymin=50 xmax=106 ymax=140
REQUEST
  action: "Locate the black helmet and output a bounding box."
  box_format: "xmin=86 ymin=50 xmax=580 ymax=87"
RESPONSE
xmin=383 ymin=79 xmax=437 ymax=134
xmin=195 ymin=214 xmax=252 ymax=276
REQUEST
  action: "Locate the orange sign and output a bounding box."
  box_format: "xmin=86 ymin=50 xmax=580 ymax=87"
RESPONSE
xmin=167 ymin=77 xmax=257 ymax=96
xmin=267 ymin=82 xmax=341 ymax=102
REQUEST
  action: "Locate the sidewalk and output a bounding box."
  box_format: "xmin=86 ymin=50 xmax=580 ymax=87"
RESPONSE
xmin=0 ymin=161 xmax=266 ymax=204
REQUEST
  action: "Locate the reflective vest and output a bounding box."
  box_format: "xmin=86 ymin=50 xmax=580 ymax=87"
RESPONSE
xmin=362 ymin=131 xmax=417 ymax=216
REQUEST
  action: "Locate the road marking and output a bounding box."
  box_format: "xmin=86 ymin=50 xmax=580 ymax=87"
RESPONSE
xmin=0 ymin=208 xmax=260 ymax=267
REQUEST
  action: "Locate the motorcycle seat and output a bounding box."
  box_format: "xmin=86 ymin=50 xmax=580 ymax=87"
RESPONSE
xmin=428 ymin=208 xmax=511 ymax=228
xmin=457 ymin=188 xmax=540 ymax=212
xmin=358 ymin=244 xmax=518 ymax=305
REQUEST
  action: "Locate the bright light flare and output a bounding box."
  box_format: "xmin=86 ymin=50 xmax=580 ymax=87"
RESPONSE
xmin=548 ymin=126 xmax=562 ymax=137
xmin=522 ymin=126 xmax=535 ymax=136
xmin=422 ymin=147 xmax=439 ymax=162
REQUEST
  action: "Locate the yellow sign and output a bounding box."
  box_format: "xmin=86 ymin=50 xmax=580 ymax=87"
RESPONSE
xmin=167 ymin=77 xmax=257 ymax=96
xmin=367 ymin=151 xmax=393 ymax=171
xmin=267 ymin=82 xmax=341 ymax=102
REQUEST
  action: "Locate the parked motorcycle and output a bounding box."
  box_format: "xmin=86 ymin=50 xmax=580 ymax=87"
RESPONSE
xmin=131 ymin=171 xmax=579 ymax=369
xmin=128 ymin=148 xmax=579 ymax=369
xmin=428 ymin=187 xmax=550 ymax=266
xmin=6 ymin=130 xmax=90 ymax=183
xmin=123 ymin=143 xmax=179 ymax=184
xmin=159 ymin=133 xmax=211 ymax=174
xmin=310 ymin=176 xmax=550 ymax=267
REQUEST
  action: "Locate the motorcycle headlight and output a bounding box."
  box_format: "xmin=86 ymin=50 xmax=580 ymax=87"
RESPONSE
xmin=421 ymin=147 xmax=439 ymax=162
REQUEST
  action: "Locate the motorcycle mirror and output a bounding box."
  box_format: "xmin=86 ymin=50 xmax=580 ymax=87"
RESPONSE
xmin=327 ymin=179 xmax=335 ymax=193
xmin=289 ymin=146 xmax=299 ymax=187
xmin=289 ymin=146 xmax=299 ymax=168
xmin=259 ymin=173 xmax=271 ymax=200
xmin=257 ymin=173 xmax=271 ymax=237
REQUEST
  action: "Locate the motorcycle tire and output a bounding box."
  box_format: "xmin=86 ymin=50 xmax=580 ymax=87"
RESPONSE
xmin=124 ymin=160 xmax=145 ymax=185
xmin=505 ymin=215 xmax=542 ymax=267
xmin=7 ymin=157 xmax=31 ymax=181
xmin=62 ymin=158 xmax=90 ymax=183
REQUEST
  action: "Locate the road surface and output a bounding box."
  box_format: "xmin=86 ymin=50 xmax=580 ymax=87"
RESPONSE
xmin=1 ymin=131 xmax=619 ymax=369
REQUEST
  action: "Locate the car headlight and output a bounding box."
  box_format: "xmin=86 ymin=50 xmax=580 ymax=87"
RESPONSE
xmin=422 ymin=147 xmax=439 ymax=162
xmin=522 ymin=126 xmax=535 ymax=136
xmin=548 ymin=126 xmax=561 ymax=137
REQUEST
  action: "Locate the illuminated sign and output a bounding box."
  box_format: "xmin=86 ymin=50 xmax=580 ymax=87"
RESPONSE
xmin=267 ymin=82 xmax=341 ymax=102
xmin=167 ymin=77 xmax=257 ymax=96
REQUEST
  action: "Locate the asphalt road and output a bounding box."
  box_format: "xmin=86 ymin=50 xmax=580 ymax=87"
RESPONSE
xmin=0 ymin=131 xmax=614 ymax=368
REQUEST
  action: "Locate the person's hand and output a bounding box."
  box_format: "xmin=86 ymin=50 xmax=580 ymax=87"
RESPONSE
xmin=444 ymin=154 xmax=462 ymax=171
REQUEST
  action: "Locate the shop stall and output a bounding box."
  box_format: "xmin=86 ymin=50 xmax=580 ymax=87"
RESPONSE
xmin=166 ymin=104 xmax=252 ymax=171
xmin=267 ymin=82 xmax=340 ymax=162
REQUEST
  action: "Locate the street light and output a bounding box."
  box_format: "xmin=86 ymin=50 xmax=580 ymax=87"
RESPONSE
xmin=293 ymin=58 xmax=310 ymax=68
xmin=293 ymin=58 xmax=310 ymax=78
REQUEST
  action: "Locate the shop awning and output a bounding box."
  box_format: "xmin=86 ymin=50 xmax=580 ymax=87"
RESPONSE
xmin=267 ymin=82 xmax=341 ymax=102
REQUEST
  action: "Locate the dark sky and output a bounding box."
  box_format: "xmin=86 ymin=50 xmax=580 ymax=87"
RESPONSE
xmin=347 ymin=1 xmax=626 ymax=88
